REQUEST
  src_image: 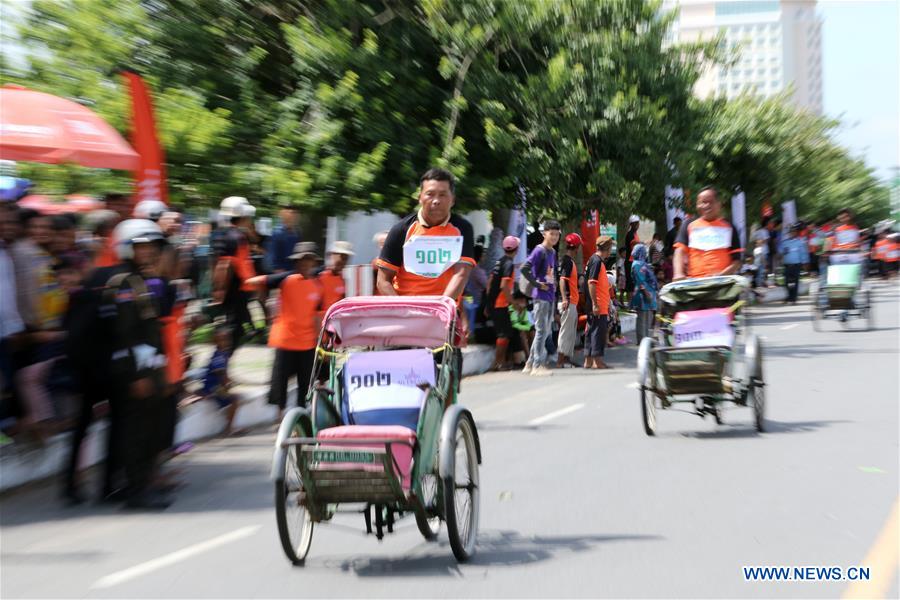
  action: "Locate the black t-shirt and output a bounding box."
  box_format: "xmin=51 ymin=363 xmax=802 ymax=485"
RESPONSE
xmin=487 ymin=255 xmax=514 ymax=306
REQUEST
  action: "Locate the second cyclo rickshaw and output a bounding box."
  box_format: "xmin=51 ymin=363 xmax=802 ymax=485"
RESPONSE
xmin=636 ymin=275 xmax=766 ymax=435
xmin=272 ymin=296 xmax=481 ymax=565
xmin=812 ymin=250 xmax=873 ymax=331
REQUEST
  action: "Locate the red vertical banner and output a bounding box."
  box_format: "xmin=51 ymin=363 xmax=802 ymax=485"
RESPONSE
xmin=580 ymin=209 xmax=599 ymax=259
xmin=123 ymin=71 xmax=168 ymax=205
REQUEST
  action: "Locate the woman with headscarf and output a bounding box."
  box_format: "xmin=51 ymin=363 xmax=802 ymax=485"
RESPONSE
xmin=629 ymin=243 xmax=658 ymax=344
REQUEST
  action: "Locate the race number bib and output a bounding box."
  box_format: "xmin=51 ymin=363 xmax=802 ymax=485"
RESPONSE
xmin=688 ymin=226 xmax=732 ymax=252
xmin=835 ymin=228 xmax=860 ymax=246
xmin=403 ymin=235 xmax=463 ymax=278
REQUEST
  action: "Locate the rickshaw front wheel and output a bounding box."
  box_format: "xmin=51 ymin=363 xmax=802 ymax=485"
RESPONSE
xmin=274 ymin=411 xmax=314 ymax=565
xmin=414 ymin=473 xmax=442 ymax=541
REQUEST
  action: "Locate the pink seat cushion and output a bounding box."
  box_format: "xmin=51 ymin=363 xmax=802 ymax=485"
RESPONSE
xmin=316 ymin=425 xmax=417 ymax=489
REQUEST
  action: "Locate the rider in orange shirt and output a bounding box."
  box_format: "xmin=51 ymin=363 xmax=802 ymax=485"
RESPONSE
xmin=673 ymin=186 xmax=742 ymax=280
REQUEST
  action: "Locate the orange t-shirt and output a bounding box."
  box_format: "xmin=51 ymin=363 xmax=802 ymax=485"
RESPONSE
xmin=236 ymin=238 xmax=257 ymax=291
xmin=830 ymin=224 xmax=861 ymax=251
xmin=266 ymin=273 xmax=322 ymax=351
xmin=492 ymin=257 xmax=515 ymax=309
xmin=887 ymin=241 xmax=900 ymax=263
xmin=319 ymin=269 xmax=346 ymax=312
xmin=586 ymin=255 xmax=609 ymax=316
xmin=559 ymin=255 xmax=579 ymax=305
xmin=160 ymin=304 xmax=186 ymax=384
xmin=873 ymin=239 xmax=890 ymax=260
xmin=375 ymin=212 xmax=475 ymax=298
xmin=674 ymin=217 xmax=742 ymax=278
xmin=94 ymin=236 xmax=118 ymax=268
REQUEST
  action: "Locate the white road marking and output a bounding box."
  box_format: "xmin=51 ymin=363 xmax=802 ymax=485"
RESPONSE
xmin=91 ymin=525 xmax=260 ymax=589
xmin=780 ymin=323 xmax=799 ymax=331
xmin=528 ymin=403 xmax=584 ymax=426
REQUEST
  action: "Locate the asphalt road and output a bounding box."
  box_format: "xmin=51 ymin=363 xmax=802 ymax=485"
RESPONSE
xmin=2 ymin=281 xmax=898 ymax=599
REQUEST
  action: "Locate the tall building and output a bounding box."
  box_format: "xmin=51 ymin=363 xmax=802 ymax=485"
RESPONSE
xmin=665 ymin=0 xmax=823 ymax=114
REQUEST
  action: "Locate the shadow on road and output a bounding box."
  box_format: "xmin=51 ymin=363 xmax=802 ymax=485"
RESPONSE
xmin=677 ymin=418 xmax=850 ymax=439
xmin=765 ymin=343 xmax=897 ymax=358
xmin=337 ymin=529 xmax=663 ymax=577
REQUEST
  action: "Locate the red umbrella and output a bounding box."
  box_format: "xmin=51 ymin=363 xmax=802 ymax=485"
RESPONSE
xmin=17 ymin=194 xmax=67 ymax=215
xmin=65 ymin=194 xmax=105 ymax=212
xmin=0 ymin=84 xmax=139 ymax=170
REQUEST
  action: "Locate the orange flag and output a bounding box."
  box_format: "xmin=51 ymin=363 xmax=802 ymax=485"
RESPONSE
xmin=123 ymin=71 xmax=168 ymax=205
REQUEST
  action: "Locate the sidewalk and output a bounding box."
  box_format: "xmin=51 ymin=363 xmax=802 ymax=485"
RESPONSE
xmin=0 ymin=343 xmax=496 ymax=492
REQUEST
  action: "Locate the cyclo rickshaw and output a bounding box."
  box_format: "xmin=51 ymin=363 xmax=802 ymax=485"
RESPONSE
xmin=271 ymin=296 xmax=481 ymax=565
xmin=636 ymin=275 xmax=765 ymax=435
xmin=812 ymin=250 xmax=873 ymax=331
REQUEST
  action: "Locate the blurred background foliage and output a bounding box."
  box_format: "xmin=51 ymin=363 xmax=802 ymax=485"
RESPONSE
xmin=0 ymin=0 xmax=891 ymax=225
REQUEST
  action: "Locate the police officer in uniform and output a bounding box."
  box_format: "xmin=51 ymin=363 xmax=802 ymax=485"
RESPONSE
xmin=97 ymin=219 xmax=171 ymax=509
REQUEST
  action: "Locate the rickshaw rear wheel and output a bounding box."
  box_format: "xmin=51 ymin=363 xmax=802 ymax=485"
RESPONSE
xmin=863 ymin=289 xmax=874 ymax=331
xmin=637 ymin=337 xmax=656 ymax=436
xmin=747 ymin=336 xmax=766 ymax=433
xmin=440 ymin=407 xmax=480 ymax=562
xmin=811 ymin=293 xmax=823 ymax=331
xmin=275 ymin=410 xmax=314 ymax=566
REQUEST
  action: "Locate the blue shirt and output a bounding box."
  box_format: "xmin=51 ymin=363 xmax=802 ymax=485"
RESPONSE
xmin=266 ymin=225 xmax=301 ymax=272
xmin=203 ymin=349 xmax=230 ymax=395
xmin=779 ymin=236 xmax=810 ymax=265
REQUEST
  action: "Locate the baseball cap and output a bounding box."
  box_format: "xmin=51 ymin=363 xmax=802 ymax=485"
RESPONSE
xmin=565 ymin=233 xmax=583 ymax=247
xmin=502 ymin=235 xmax=520 ymax=251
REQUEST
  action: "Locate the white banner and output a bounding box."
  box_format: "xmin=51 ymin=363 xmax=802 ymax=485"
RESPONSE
xmin=665 ymin=186 xmax=686 ymax=229
xmin=782 ymin=200 xmax=797 ymax=232
xmin=731 ymin=190 xmax=746 ymax=250
xmin=508 ymin=187 xmax=528 ymax=265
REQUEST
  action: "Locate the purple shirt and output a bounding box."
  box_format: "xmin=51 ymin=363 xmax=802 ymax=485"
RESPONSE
xmin=527 ymin=244 xmax=557 ymax=303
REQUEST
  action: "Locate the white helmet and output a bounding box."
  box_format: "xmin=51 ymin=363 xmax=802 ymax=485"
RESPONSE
xmin=239 ymin=203 xmax=256 ymax=218
xmin=219 ymin=196 xmax=248 ymax=218
xmin=113 ymin=218 xmax=164 ymax=260
xmin=133 ymin=199 xmax=168 ymax=221
xmin=629 ymin=214 xmax=640 ymax=224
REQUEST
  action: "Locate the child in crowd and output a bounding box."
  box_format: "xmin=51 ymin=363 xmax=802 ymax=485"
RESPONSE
xmin=607 ymin=267 xmax=628 ymax=346
xmin=509 ymin=292 xmax=534 ymax=368
xmin=615 ymin=248 xmax=627 ymax=303
xmin=202 ymin=324 xmax=240 ymax=436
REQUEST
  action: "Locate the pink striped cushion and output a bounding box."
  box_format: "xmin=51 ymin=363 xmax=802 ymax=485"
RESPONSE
xmin=316 ymin=425 xmax=416 ymax=489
